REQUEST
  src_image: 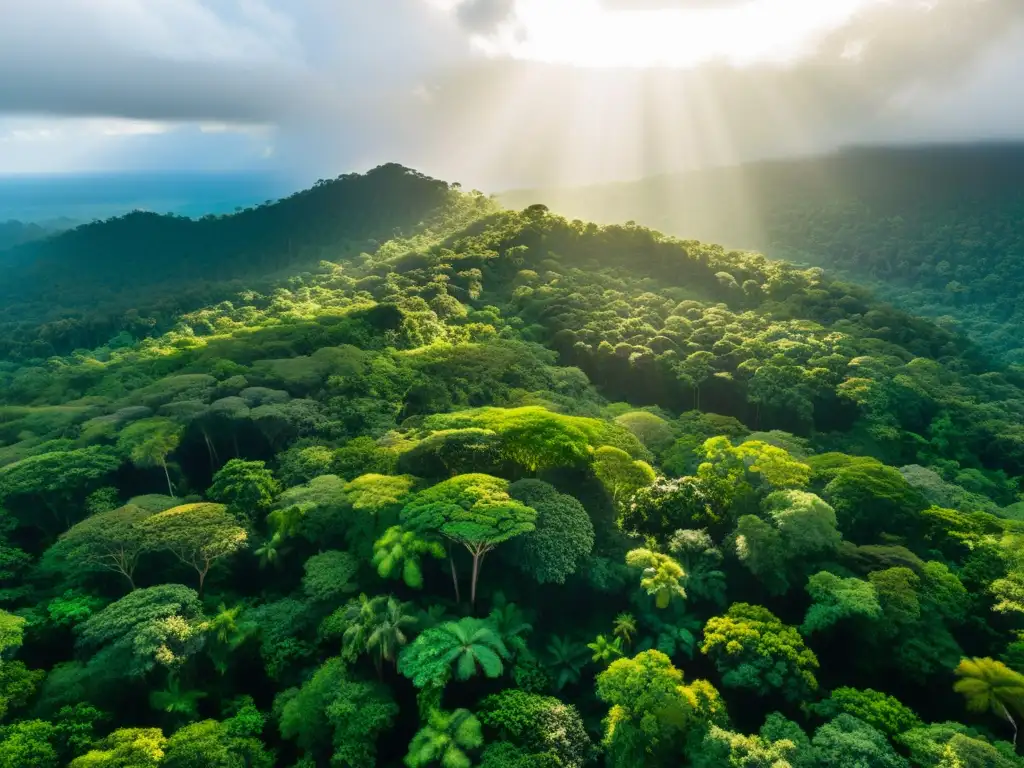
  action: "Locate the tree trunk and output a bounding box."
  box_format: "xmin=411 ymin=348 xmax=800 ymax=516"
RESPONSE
xmin=162 ymin=459 xmax=175 ymax=498
xmin=202 ymin=430 xmax=219 ymax=469
xmin=1002 ymin=703 xmax=1018 ymax=748
xmin=197 ymin=568 xmax=207 ymax=599
xmin=448 ymin=548 xmax=461 ymax=603
xmin=471 ymin=551 xmax=481 ymax=610
xmin=470 ymin=547 xmax=488 ymax=611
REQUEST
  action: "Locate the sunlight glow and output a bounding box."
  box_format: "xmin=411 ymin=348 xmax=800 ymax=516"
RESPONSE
xmin=475 ymin=0 xmax=884 ymax=69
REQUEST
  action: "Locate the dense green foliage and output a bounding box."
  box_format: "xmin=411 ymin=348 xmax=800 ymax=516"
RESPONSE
xmin=0 ymin=164 xmax=1021 ymax=765
xmin=503 ymin=143 xmax=1024 ymax=363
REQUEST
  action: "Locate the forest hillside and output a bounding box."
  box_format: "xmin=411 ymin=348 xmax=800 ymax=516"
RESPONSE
xmin=501 ymin=144 xmax=1024 ymax=364
xmin=0 ymin=164 xmax=455 ymax=361
xmin=0 ymin=165 xmax=1023 ymax=766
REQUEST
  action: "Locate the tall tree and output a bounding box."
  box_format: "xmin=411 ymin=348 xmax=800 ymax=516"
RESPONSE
xmin=587 ymin=635 xmax=624 ymax=665
xmin=596 ymin=650 xmax=725 ymax=767
xmin=953 ymin=657 xmax=1024 ymax=746
xmin=478 ymin=690 xmax=593 ymax=768
xmin=802 ymin=572 xmax=882 ymax=635
xmin=76 ymin=585 xmax=207 ymax=679
xmin=811 ymin=714 xmax=909 ymax=768
xmin=401 ymin=474 xmax=536 ymax=607
xmin=507 ymin=479 xmax=594 ymax=585
xmin=278 ymin=657 xmax=397 ymax=767
xmin=0 ymin=719 xmax=59 ymax=768
xmin=332 ymin=594 xmax=416 ymax=677
xmin=206 ymin=459 xmax=281 ymax=524
xmin=48 ymin=504 xmax=152 ymax=590
xmin=701 ymin=603 xmax=819 ymax=702
xmin=0 ymin=446 xmax=121 ymax=534
xmin=117 ymin=418 xmax=183 ymax=498
xmin=593 ymin=446 xmax=656 ymax=508
xmin=69 ymin=728 xmax=167 ymax=768
xmin=301 ymin=550 xmax=360 ymax=603
xmin=544 ymin=636 xmax=590 ymax=692
xmin=613 ymin=613 xmax=637 ymax=648
xmin=366 ymin=597 xmax=418 ymax=678
xmin=140 ymin=503 xmax=247 ymax=596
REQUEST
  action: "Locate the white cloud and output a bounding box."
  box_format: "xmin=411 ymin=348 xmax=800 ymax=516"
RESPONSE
xmin=92 ymin=119 xmax=173 ymax=137
xmin=0 ymin=0 xmax=1021 ymax=185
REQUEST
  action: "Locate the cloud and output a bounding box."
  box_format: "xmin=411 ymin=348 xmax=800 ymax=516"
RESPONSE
xmin=0 ymin=0 xmax=1022 ymax=186
xmin=0 ymin=0 xmax=317 ymax=122
xmin=454 ymin=0 xmax=518 ymax=32
xmin=599 ymin=0 xmax=748 ymax=7
xmin=0 ymin=116 xmax=276 ymax=174
xmin=403 ymin=0 xmax=1024 ymax=186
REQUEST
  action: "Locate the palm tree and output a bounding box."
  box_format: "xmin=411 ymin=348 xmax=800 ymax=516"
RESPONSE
xmin=399 ymin=618 xmax=511 ymax=689
xmin=337 ymin=593 xmax=377 ymax=662
xmin=613 ymin=612 xmax=637 ymax=648
xmin=445 ymin=618 xmax=510 ymax=682
xmin=149 ymin=674 xmax=207 ymax=720
xmin=954 ymin=657 xmax=1024 ymax=746
xmin=416 ymin=604 xmax=450 ymax=631
xmin=488 ymin=597 xmax=533 ymax=657
xmin=254 ymin=533 xmax=288 ymax=569
xmin=546 ymin=635 xmax=590 ymax=691
xmin=209 ymin=602 xmax=243 ymax=644
xmin=587 ymin=634 xmax=624 ymax=666
xmin=366 ymin=596 xmax=418 ymax=678
xmin=373 ymin=526 xmax=445 ymax=589
xmin=207 ymin=602 xmax=256 ymax=674
xmin=405 ymin=708 xmax=483 ymax=768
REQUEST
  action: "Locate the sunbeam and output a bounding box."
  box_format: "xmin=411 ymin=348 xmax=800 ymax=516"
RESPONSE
xmin=478 ymin=0 xmax=886 ymax=69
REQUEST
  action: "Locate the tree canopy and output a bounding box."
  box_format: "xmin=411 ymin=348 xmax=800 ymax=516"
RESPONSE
xmin=0 ymin=164 xmax=1021 ymax=766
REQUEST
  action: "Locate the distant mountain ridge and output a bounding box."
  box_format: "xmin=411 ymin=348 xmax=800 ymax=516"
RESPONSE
xmin=501 ymin=143 xmax=1024 ymax=362
xmin=0 ymin=164 xmax=455 ymax=359
xmin=0 ymin=219 xmax=66 ymax=252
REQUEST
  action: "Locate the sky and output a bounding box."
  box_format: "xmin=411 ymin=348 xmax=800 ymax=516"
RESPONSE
xmin=1 ymin=0 xmax=1023 ymax=189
